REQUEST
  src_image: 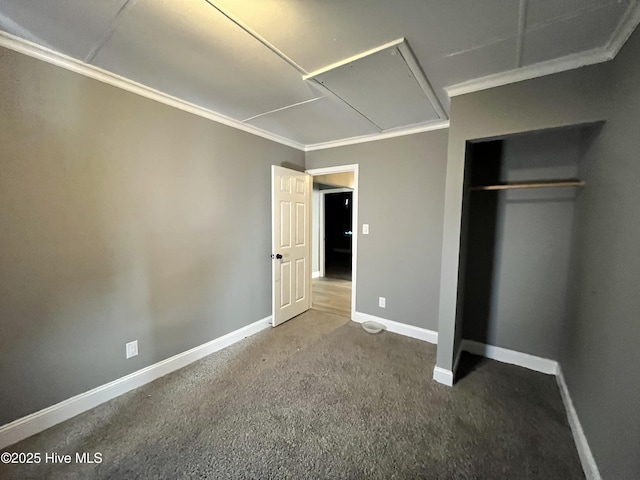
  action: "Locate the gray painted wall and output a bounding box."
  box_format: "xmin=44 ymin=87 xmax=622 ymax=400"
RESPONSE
xmin=438 ymin=62 xmax=610 ymax=371
xmin=560 ymin=29 xmax=640 ymax=479
xmin=306 ymin=131 xmax=449 ymax=331
xmin=0 ymin=47 xmax=304 ymax=425
xmin=462 ymin=129 xmax=581 ymax=360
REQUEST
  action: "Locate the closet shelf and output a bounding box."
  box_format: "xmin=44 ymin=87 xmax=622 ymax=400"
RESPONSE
xmin=469 ymin=179 xmax=586 ymax=191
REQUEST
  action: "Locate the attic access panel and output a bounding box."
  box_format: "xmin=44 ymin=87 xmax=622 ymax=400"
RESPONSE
xmin=304 ymin=39 xmax=446 ymax=131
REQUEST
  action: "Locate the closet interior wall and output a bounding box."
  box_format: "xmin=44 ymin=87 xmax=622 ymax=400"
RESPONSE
xmin=460 ymin=128 xmax=585 ymax=360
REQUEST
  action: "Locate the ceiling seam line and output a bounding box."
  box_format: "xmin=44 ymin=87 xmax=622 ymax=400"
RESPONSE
xmin=242 ymin=97 xmax=324 ymax=122
xmin=312 ymin=82 xmax=384 ymax=131
xmin=84 ymin=0 xmax=139 ymax=63
xmin=445 ymin=3 xmax=611 ymax=59
xmin=203 ymin=0 xmax=384 ymax=130
xmin=516 ymin=0 xmax=528 ymax=68
xmin=204 ymin=1 xmax=391 ymax=135
xmin=203 ymin=0 xmax=308 ymax=75
xmin=444 ymin=35 xmax=514 ymax=58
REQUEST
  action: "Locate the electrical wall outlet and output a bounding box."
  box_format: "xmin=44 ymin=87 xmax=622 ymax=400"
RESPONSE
xmin=126 ymin=340 xmax=138 ymax=359
xmin=379 ymin=297 xmax=386 ymax=308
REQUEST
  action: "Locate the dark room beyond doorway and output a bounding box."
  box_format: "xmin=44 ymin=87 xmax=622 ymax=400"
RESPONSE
xmin=324 ymin=191 xmax=352 ymax=281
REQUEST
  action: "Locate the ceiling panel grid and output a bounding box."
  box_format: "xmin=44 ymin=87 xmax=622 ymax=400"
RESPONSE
xmin=0 ymin=0 xmax=638 ymax=147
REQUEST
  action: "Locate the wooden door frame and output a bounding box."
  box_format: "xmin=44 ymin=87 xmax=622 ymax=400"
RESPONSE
xmin=306 ymin=165 xmax=359 ymax=321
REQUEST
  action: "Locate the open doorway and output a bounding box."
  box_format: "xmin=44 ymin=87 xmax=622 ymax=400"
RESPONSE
xmin=324 ymin=190 xmax=352 ymax=280
xmin=307 ymin=165 xmax=358 ymax=320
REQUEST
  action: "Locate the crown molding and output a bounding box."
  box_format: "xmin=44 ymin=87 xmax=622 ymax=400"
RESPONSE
xmin=607 ymin=0 xmax=640 ymax=57
xmin=0 ymin=31 xmax=306 ymax=151
xmin=445 ymin=48 xmax=611 ymax=97
xmin=305 ymin=120 xmax=449 ymax=152
xmin=3 ymin=0 xmax=638 ymax=151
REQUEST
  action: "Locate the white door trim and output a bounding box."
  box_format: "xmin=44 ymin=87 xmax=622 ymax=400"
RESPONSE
xmin=306 ymin=165 xmax=359 ymax=320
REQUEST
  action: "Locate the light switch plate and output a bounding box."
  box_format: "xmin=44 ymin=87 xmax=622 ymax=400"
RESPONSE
xmin=363 ymin=224 xmax=369 ymax=235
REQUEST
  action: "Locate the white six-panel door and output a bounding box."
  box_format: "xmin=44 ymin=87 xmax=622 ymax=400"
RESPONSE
xmin=272 ymin=166 xmax=311 ymax=326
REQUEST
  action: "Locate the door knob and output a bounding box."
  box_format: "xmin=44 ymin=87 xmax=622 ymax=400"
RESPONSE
xmin=271 ymin=253 xmax=283 ymax=259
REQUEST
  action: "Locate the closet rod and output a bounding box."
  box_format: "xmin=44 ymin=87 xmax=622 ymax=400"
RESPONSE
xmin=469 ymin=180 xmax=586 ymax=191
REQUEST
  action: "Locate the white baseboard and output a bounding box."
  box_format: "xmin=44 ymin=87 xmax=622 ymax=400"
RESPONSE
xmin=353 ymin=311 xmax=438 ymax=344
xmin=351 ymin=311 xmax=443 ymax=385
xmin=434 ymin=338 xmax=600 ymax=477
xmin=432 ymin=366 xmax=454 ymax=386
xmin=312 ymin=271 xmax=321 ymax=279
xmin=461 ymin=340 xmax=558 ymax=375
xmin=556 ymin=367 xmax=602 ymax=480
xmin=457 ymin=340 xmax=601 ymax=477
xmin=432 ymin=343 xmax=463 ymax=386
xmin=0 ymin=315 xmax=272 ymax=450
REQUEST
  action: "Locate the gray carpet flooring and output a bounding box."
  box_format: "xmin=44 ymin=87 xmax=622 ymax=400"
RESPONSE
xmin=0 ymin=310 xmax=584 ymax=479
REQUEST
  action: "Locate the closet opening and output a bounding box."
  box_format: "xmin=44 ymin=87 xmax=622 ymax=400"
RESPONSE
xmin=456 ymin=126 xmax=590 ymax=379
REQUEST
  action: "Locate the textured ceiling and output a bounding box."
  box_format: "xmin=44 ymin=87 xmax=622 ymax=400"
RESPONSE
xmin=0 ymin=0 xmax=638 ymax=148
